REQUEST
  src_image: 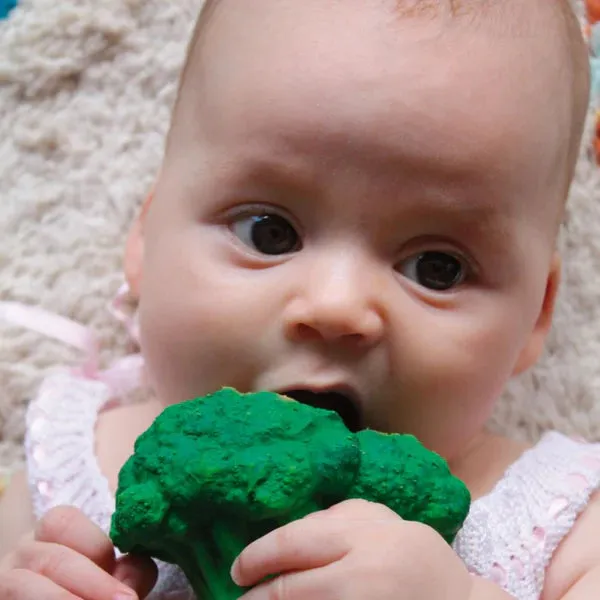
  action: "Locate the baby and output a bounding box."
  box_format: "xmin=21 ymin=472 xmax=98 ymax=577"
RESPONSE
xmin=0 ymin=0 xmax=594 ymax=599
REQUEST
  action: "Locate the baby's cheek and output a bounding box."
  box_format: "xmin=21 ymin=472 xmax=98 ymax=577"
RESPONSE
xmin=137 ymin=285 xmax=264 ymax=405
xmin=394 ymin=311 xmax=523 ymax=456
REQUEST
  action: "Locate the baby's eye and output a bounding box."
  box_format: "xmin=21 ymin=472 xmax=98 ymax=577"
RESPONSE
xmin=398 ymin=251 xmax=465 ymax=291
xmin=230 ymin=212 xmax=301 ymax=255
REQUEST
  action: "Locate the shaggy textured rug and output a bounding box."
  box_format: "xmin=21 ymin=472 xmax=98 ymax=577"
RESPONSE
xmin=1 ymin=0 xmax=599 ymax=483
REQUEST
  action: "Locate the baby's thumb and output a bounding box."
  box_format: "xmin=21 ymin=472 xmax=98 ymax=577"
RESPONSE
xmin=112 ymin=553 xmax=158 ymax=599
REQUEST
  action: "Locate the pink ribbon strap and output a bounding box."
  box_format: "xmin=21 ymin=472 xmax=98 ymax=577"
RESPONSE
xmin=108 ymin=282 xmax=141 ymax=345
xmin=0 ymin=300 xmax=144 ymax=397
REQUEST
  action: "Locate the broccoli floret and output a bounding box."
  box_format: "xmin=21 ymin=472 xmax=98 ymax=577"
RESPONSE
xmin=110 ymin=388 xmax=470 ymax=600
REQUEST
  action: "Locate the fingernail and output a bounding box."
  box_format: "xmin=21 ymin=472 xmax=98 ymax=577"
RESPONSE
xmin=113 ymin=591 xmax=138 ymax=600
xmin=230 ymin=558 xmax=240 ymax=585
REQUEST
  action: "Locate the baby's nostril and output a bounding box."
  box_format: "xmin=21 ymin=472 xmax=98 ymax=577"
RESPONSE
xmin=283 ymin=390 xmax=362 ymax=433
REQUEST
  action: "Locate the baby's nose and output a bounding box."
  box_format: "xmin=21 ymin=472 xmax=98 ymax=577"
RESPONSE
xmin=283 ymin=253 xmax=385 ymax=348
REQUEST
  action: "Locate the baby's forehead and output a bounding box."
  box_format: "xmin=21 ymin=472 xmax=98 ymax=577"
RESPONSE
xmin=184 ymin=0 xmax=577 ymax=90
xmin=184 ymin=0 xmax=575 ymax=108
xmin=177 ymin=0 xmax=585 ymax=179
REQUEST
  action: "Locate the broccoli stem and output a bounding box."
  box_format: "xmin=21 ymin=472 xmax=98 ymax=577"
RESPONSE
xmin=169 ymin=523 xmax=247 ymax=600
xmin=170 ymin=502 xmax=327 ymax=600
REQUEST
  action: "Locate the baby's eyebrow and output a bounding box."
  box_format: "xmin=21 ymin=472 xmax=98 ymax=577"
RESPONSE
xmin=395 ymin=0 xmax=439 ymax=18
xmin=394 ymin=0 xmax=486 ymax=18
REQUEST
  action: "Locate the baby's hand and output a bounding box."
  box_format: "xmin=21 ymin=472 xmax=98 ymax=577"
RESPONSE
xmin=231 ymin=498 xmax=473 ymax=600
xmin=0 ymin=505 xmax=157 ymax=600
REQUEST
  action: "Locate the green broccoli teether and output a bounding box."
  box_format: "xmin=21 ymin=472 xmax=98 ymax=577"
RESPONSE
xmin=110 ymin=388 xmax=470 ymax=600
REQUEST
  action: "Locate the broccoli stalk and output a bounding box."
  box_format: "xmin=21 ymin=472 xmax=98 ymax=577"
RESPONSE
xmin=110 ymin=388 xmax=470 ymax=600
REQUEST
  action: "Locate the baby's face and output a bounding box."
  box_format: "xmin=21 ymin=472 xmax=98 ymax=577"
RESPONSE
xmin=135 ymin=0 xmax=568 ymax=461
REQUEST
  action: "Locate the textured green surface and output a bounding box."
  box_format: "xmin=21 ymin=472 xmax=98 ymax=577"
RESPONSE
xmin=111 ymin=388 xmax=471 ymax=600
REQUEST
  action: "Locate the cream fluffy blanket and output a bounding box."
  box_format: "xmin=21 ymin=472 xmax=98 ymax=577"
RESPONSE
xmin=1 ymin=0 xmax=599 ymax=478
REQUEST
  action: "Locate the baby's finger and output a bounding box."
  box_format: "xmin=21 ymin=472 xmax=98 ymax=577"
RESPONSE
xmin=238 ymin=563 xmax=343 ymax=600
xmin=301 ymin=499 xmax=399 ymax=524
xmin=232 ymin=499 xmax=401 ymax=587
xmin=11 ymin=541 xmax=138 ymax=600
xmin=0 ymin=568 xmax=81 ymax=600
xmin=34 ymin=505 xmax=117 ymax=572
xmin=319 ymin=498 xmax=399 ymax=520
xmin=231 ymin=516 xmax=352 ymax=587
xmin=113 ymin=553 xmax=158 ymax=599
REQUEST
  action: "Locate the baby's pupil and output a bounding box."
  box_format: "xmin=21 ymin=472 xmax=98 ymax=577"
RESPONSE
xmin=416 ymin=252 xmax=462 ymax=290
xmin=251 ymin=214 xmax=299 ymax=255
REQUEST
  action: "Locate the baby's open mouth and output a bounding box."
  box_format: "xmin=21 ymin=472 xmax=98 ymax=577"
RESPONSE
xmin=283 ymin=389 xmax=362 ymax=433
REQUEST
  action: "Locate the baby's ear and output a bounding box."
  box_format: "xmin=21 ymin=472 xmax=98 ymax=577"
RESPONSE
xmin=512 ymin=252 xmax=561 ymax=376
xmin=124 ymin=191 xmax=153 ymax=300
